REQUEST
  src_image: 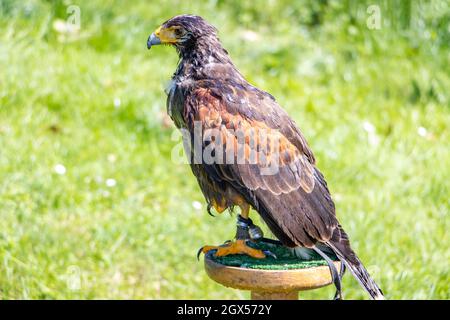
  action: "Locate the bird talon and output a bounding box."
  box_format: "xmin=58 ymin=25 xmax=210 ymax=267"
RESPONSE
xmin=198 ymin=240 xmax=266 ymax=259
xmin=197 ymin=245 xmax=218 ymax=260
xmin=263 ymin=250 xmax=277 ymax=259
xmin=197 ymin=246 xmax=204 ymax=261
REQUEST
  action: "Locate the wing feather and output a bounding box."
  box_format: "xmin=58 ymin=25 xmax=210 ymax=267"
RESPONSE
xmin=185 ymin=84 xmax=338 ymax=245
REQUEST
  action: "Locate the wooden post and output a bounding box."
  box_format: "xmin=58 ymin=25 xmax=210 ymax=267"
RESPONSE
xmin=251 ymin=291 xmax=298 ymax=300
xmin=204 ymin=256 xmax=340 ymax=300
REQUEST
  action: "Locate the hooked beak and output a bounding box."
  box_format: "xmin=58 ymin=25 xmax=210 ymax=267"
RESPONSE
xmin=147 ymin=33 xmax=161 ymax=50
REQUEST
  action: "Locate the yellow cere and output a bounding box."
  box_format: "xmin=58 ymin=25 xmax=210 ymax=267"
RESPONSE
xmin=154 ymin=25 xmax=180 ymax=44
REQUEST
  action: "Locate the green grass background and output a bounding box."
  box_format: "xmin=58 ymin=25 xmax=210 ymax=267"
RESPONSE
xmin=0 ymin=0 xmax=449 ymax=299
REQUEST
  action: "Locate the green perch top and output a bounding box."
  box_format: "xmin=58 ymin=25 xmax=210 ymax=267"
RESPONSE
xmin=208 ymin=239 xmax=338 ymax=271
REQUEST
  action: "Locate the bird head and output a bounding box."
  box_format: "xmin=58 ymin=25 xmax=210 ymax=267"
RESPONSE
xmin=147 ymin=15 xmax=218 ymax=51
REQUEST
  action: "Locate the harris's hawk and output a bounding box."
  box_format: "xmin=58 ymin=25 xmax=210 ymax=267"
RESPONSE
xmin=147 ymin=15 xmax=384 ymax=300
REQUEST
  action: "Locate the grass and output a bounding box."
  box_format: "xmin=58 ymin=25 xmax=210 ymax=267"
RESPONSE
xmin=0 ymin=0 xmax=449 ymax=299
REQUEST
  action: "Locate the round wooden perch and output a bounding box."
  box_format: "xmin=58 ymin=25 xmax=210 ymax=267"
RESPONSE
xmin=203 ymin=241 xmax=341 ymax=300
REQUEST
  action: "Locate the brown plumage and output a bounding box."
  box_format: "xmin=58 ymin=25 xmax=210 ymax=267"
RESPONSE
xmin=148 ymin=14 xmax=384 ymax=299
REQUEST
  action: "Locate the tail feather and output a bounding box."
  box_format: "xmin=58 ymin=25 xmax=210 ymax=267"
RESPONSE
xmin=327 ymin=227 xmax=385 ymax=300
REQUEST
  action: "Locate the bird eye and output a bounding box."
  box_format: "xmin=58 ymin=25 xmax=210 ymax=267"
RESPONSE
xmin=174 ymin=28 xmax=183 ymax=37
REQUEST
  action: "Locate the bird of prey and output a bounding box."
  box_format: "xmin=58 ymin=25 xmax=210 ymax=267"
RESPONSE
xmin=147 ymin=15 xmax=384 ymax=300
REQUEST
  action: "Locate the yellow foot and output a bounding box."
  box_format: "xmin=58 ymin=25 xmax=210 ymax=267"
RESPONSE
xmin=198 ymin=240 xmax=266 ymax=259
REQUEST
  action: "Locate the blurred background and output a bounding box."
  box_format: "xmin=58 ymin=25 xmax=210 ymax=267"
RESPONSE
xmin=0 ymin=0 xmax=448 ymax=299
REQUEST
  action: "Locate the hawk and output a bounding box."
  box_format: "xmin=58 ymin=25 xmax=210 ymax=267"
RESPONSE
xmin=147 ymin=15 xmax=384 ymax=300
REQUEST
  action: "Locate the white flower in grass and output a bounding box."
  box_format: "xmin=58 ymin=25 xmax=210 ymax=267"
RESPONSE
xmin=107 ymin=154 xmax=117 ymax=163
xmin=417 ymin=126 xmax=427 ymax=137
xmin=362 ymin=121 xmax=380 ymax=146
xmin=192 ymin=201 xmax=202 ymax=210
xmin=54 ymin=164 xmax=67 ymax=175
xmin=106 ymin=178 xmax=117 ymax=187
xmin=53 ymin=19 xmax=80 ymax=34
xmin=333 ymin=193 xmax=343 ymax=202
xmin=241 ymin=30 xmax=260 ymax=42
xmin=114 ymin=98 xmax=121 ymax=108
xmin=362 ymin=121 xmax=375 ymax=133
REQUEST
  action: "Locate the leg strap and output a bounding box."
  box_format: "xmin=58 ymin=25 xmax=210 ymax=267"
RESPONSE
xmin=236 ymin=215 xmax=264 ymax=240
xmin=313 ymin=246 xmax=343 ymax=300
